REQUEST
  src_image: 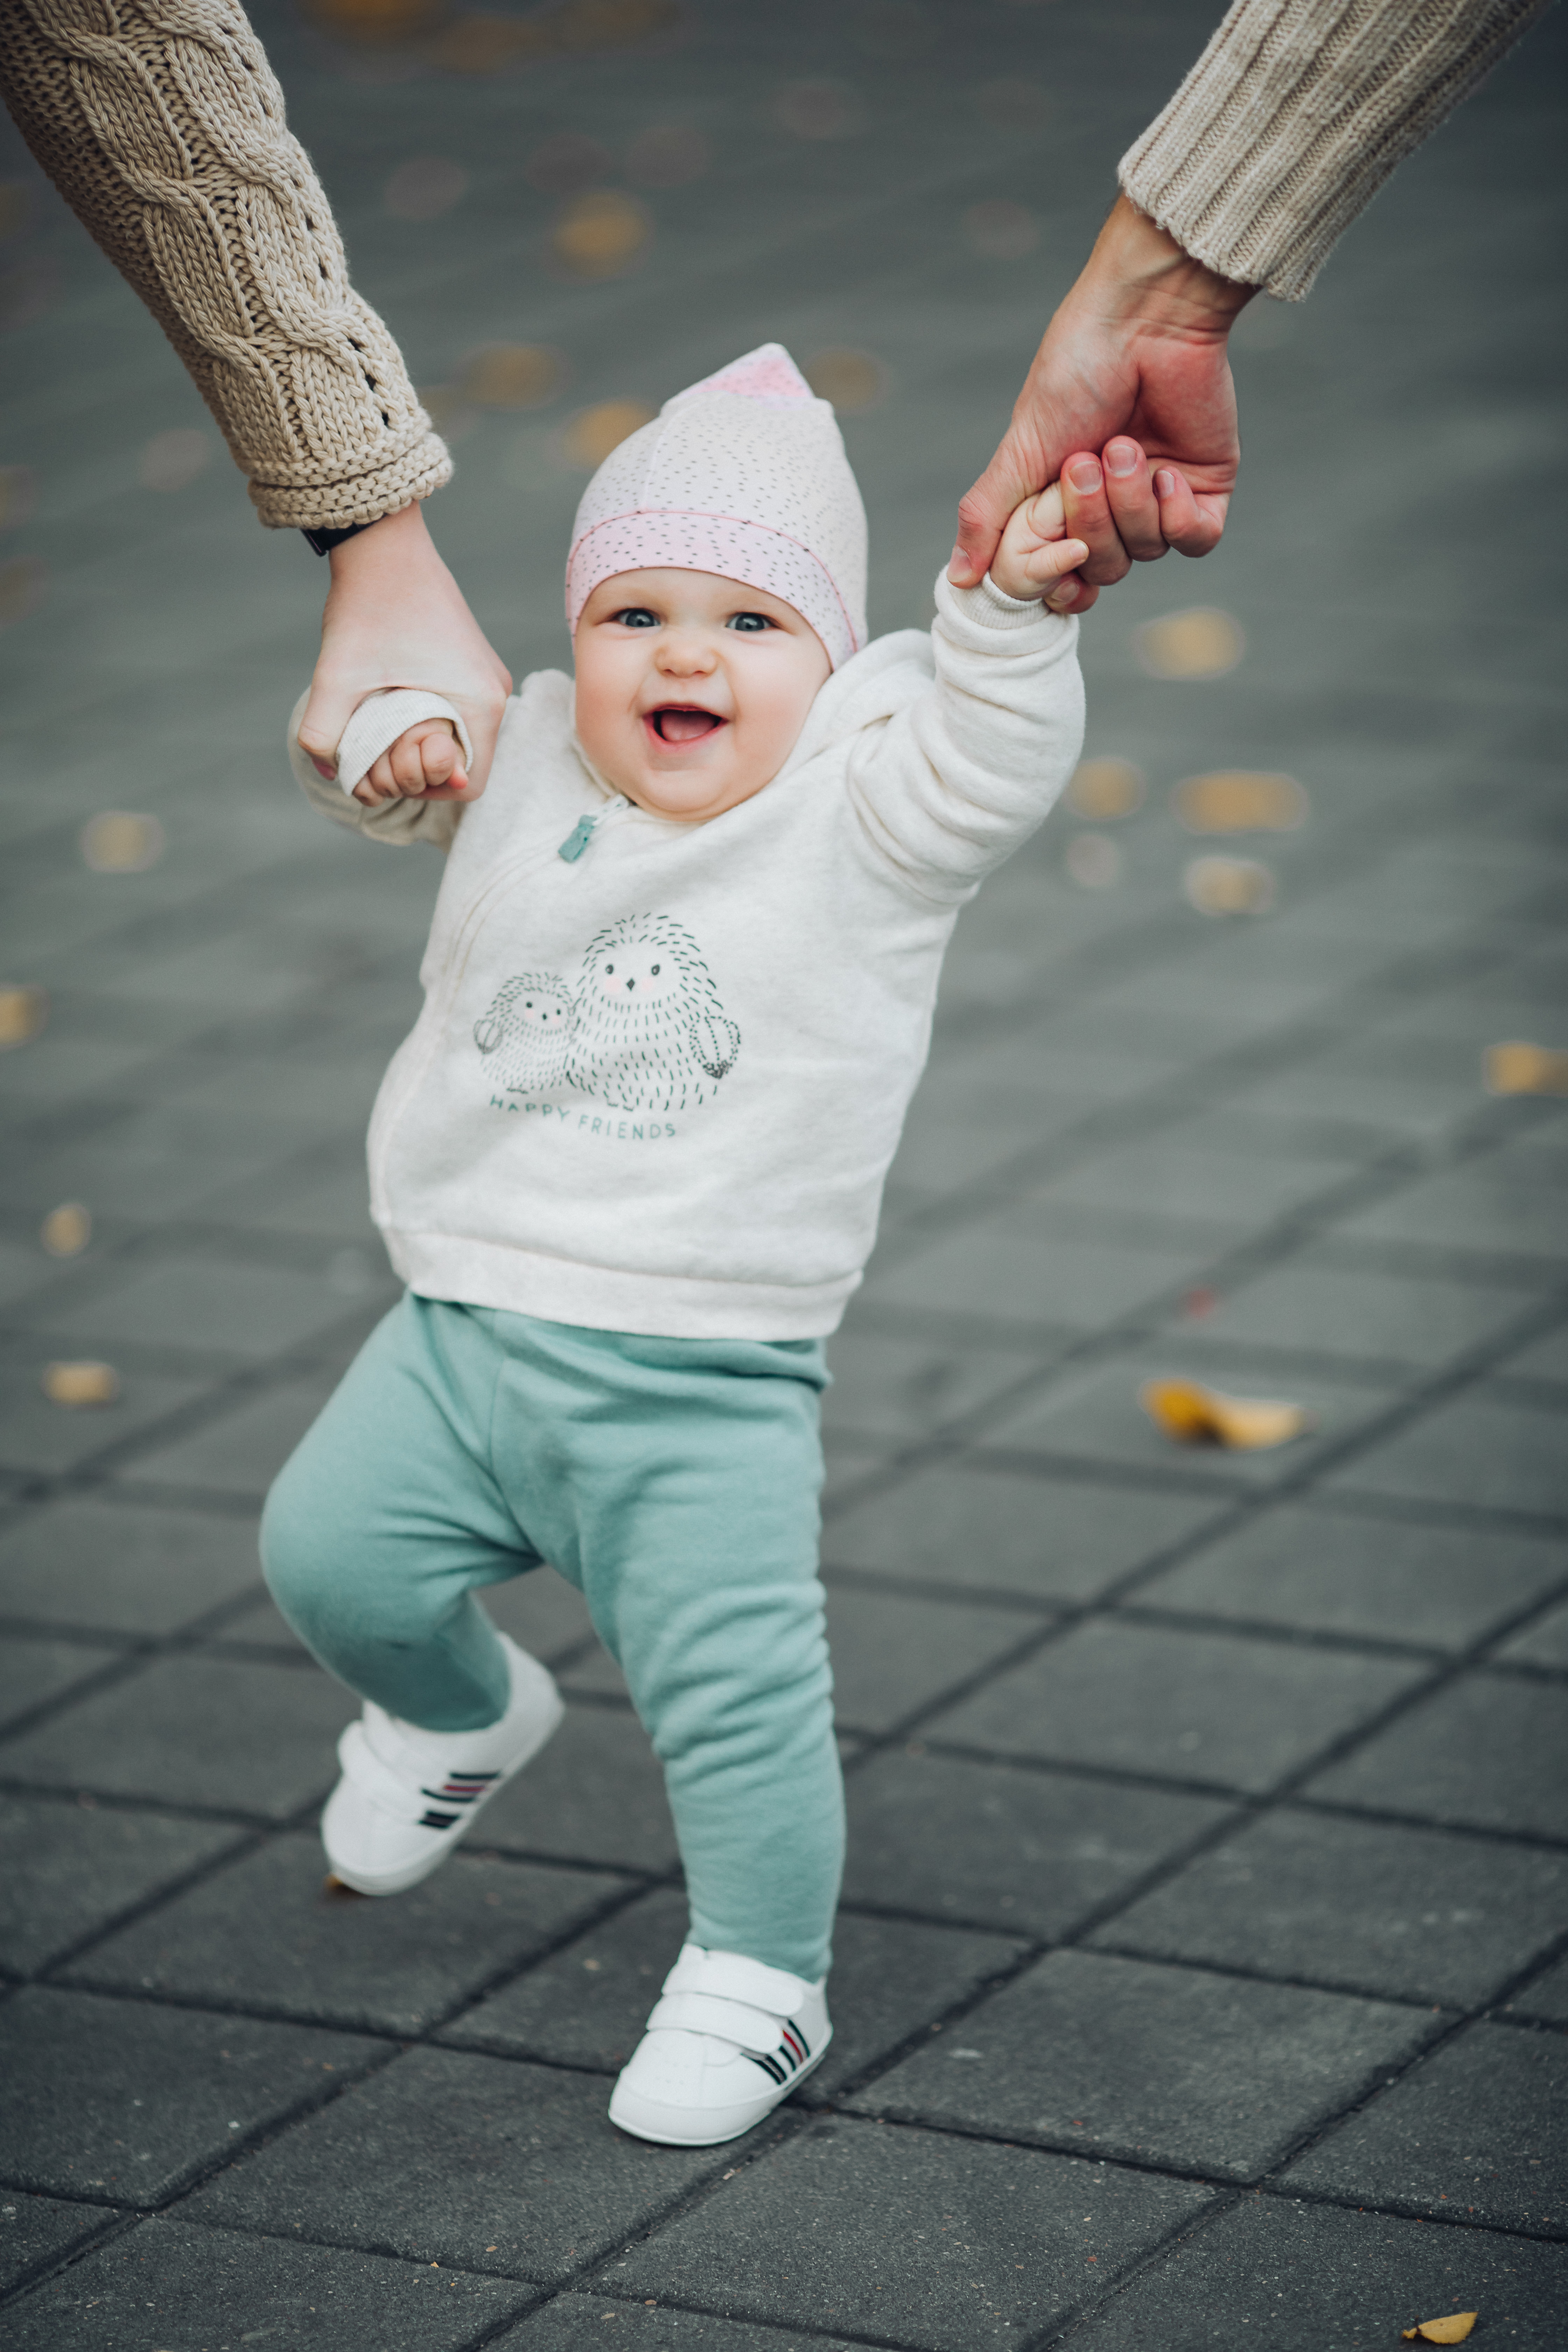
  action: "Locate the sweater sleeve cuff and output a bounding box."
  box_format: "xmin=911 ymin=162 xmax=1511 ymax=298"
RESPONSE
xmin=935 ymin=568 xmax=1068 ymax=635
xmin=334 ymin=691 xmax=472 ymax=798
xmin=1119 ymin=0 xmax=1552 ymax=303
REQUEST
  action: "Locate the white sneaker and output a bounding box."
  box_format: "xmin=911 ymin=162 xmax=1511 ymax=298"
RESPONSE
xmin=321 ymin=1634 xmax=564 ymax=1896
xmin=608 ymin=1943 xmax=831 ymax=2147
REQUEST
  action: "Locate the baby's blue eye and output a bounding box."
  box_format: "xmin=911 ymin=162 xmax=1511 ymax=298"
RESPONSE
xmin=728 ymin=612 xmax=773 ymax=633
xmin=614 ymin=608 xmax=658 ymax=628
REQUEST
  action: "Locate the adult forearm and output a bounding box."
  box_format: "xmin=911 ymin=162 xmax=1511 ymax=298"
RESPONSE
xmin=1121 ymin=0 xmax=1553 ymax=301
xmin=0 ymin=0 xmax=450 ymax=529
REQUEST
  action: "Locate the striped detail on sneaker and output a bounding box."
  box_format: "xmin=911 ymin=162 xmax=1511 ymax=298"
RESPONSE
xmin=416 ymin=1769 xmax=500 ymax=1831
xmin=747 ymin=2023 xmax=812 ymax=2085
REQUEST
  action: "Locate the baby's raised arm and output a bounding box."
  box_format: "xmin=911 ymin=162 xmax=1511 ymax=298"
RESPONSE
xmin=987 ymin=482 xmax=1087 ymax=606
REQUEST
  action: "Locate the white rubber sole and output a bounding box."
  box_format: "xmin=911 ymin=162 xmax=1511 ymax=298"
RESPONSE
xmin=608 ymin=2028 xmax=832 ymax=2147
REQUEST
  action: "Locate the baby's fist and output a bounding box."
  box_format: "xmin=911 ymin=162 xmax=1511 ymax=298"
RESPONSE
xmin=988 ymin=482 xmax=1088 ymax=609
xmin=353 ymin=718 xmax=468 ymax=806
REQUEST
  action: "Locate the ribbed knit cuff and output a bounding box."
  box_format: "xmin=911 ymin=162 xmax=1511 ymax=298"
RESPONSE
xmin=249 ymin=431 xmax=454 ymax=533
xmin=1120 ymin=0 xmax=1550 ymax=301
xmin=941 ymin=570 xmax=1057 ymax=632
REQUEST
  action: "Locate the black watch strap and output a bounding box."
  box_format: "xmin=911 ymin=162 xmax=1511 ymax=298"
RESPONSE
xmin=301 ymin=520 xmax=372 ymax=558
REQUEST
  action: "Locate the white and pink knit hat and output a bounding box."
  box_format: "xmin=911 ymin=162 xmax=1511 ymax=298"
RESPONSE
xmin=565 ymin=344 xmax=868 ymax=670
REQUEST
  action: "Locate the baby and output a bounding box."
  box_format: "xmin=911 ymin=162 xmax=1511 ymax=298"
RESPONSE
xmin=268 ymin=344 xmax=1088 ymax=2148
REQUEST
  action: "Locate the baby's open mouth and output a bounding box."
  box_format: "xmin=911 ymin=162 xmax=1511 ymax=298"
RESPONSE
xmin=647 ymin=706 xmax=726 ymax=745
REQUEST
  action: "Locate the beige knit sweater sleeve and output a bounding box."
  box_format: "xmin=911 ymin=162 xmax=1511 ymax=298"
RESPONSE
xmin=0 ymin=0 xmax=450 ymax=530
xmin=1121 ymin=0 xmax=1552 ymax=301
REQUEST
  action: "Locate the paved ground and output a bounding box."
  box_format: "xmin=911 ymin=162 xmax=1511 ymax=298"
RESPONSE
xmin=2 ymin=1 xmax=1566 ymax=2345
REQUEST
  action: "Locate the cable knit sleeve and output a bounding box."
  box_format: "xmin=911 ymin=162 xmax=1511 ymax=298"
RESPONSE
xmin=0 ymin=0 xmax=451 ymax=530
xmin=1120 ymin=0 xmax=1551 ymax=301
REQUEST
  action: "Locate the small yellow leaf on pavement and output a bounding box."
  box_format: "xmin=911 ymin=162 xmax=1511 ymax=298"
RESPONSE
xmin=1401 ymin=2316 xmax=1477 ymax=2345
xmin=1484 ymin=1040 xmax=1568 ymax=1095
xmin=42 ymin=1360 xmax=119 ymax=1406
xmin=1141 ymin=1378 xmax=1311 ymax=1451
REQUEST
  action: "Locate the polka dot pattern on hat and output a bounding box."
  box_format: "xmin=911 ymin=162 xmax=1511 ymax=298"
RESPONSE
xmin=566 ymin=343 xmax=868 ymax=668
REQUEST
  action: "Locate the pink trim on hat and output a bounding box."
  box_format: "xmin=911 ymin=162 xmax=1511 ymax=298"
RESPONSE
xmin=566 ymin=506 xmax=860 ymax=670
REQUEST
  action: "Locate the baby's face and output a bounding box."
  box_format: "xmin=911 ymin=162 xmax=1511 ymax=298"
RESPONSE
xmin=573 ymin=569 xmax=832 ymax=822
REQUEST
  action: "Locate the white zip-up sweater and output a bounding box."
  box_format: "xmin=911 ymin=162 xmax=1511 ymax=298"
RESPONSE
xmin=289 ymin=573 xmax=1083 ymax=1339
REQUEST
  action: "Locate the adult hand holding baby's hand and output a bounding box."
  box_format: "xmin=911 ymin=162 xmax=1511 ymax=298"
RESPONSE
xmin=353 ymin=719 xmax=467 ymax=806
xmin=949 ymin=194 xmax=1252 ymax=611
xmin=986 ymin=483 xmax=1090 ymax=606
xmin=299 ymin=502 xmax=511 ymax=799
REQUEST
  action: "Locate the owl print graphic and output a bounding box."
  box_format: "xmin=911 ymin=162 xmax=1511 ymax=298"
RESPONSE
xmin=473 ymin=916 xmax=741 ymax=1116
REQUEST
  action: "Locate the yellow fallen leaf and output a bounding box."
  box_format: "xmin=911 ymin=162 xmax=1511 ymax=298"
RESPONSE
xmin=0 ymin=983 xmax=47 ymax=1048
xmin=1401 ymin=2317 xmax=1477 ymax=2345
xmin=1135 ymin=606 xmax=1244 ymax=680
xmin=41 ymin=1202 xmax=92 ymax=1257
xmin=42 ymin=1360 xmax=120 ymax=1407
xmin=559 ymin=399 xmax=657 ymax=469
xmin=1140 ymin=1378 xmax=1311 ymax=1451
xmin=1066 ymin=757 xmax=1145 ymax=821
xmin=1484 ymin=1041 xmax=1568 ymax=1096
xmin=1183 ymin=855 xmax=1276 ymax=916
xmin=1173 ymin=770 xmax=1308 ymax=834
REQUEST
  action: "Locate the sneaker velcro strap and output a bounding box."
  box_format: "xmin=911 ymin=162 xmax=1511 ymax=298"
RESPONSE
xmin=336 ymin=1721 xmax=436 ymax=1825
xmin=645 ymin=1990 xmax=784 ymax=2049
xmin=661 ymin=1944 xmax=811 ymax=2012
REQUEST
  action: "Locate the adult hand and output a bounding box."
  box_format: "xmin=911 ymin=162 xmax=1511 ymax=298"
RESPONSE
xmin=950 ymin=193 xmax=1256 ymax=613
xmin=297 ymin=500 xmax=512 ymax=796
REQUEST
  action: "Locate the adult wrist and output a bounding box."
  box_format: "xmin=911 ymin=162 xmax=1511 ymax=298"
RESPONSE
xmin=1088 ymin=193 xmax=1255 ymax=335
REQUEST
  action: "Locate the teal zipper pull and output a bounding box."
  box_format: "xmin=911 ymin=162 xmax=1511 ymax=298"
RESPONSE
xmin=558 ymin=796 xmax=627 ymax=862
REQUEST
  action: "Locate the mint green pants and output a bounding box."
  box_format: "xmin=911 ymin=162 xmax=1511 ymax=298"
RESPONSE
xmin=260 ymin=1293 xmax=841 ymax=1980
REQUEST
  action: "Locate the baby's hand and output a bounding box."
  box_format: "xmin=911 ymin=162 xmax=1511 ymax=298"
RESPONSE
xmin=987 ymin=482 xmax=1088 ymax=610
xmin=352 ymin=718 xmax=469 ymax=806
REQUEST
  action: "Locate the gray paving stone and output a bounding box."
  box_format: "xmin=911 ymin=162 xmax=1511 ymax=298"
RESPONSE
xmin=0 ymin=1794 xmax=242 ymax=1976
xmin=1063 ymin=2190 xmax=1568 ymax=2351
xmin=190 ymin=2046 xmax=716 ymax=2281
xmin=438 ymin=1885 xmax=689 ymax=2073
xmin=1032 ymin=1133 xmax=1357 ymax=1234
xmin=1091 ymin=1809 xmax=1568 ymax=2007
xmin=927 ymin=1618 xmax=1427 ymax=1794
xmin=115 ymin=1368 xmax=341 ymax=1499
xmin=0 ymin=1494 xmax=262 ymax=1636
xmin=1173 ymin=1253 xmax=1533 ymax=1368
xmin=824 ymin=1586 xmax=1041 ymax=1735
xmin=1283 ymin=2020 xmax=1567 ymax=2233
xmin=823 ymin=1464 xmax=1225 ymax=1604
xmin=0 ymin=1632 xmax=120 ymax=1737
xmin=0 ymin=2189 xmax=118 ymax=2296
xmin=61 ymin=1830 xmax=627 ymax=2034
xmin=1329 ymin=1385 xmax=1568 ymax=1520
xmin=0 ymin=1348 xmax=216 ymax=1477
xmin=609 ymin=2116 xmax=1213 ymax=2350
xmin=0 ymin=1984 xmax=376 ymax=2204
xmin=1508 ymin=1954 xmax=1568 ymax=2025
xmin=483 ymin=1567 xmax=598 ymax=1664
xmin=821 ymin=1325 xmax=1038 ymax=1442
xmin=982 ymin=1351 xmax=1404 ymax=1493
xmin=1305 ymin=1671 xmax=1568 ymax=1840
xmin=1495 ymin=1319 xmax=1568 ymax=1387
xmin=1338 ymin=1162 xmax=1568 ymax=1259
xmin=1139 ymin=1500 xmax=1567 ymax=1651
xmin=0 ymin=1652 xmax=348 ymax=1817
xmin=499 ymin=2295 xmax=866 ymax=2350
xmin=21 ymin=1251 xmax=364 ymax=1360
xmin=842 ymin=1747 xmax=1232 ymax=1936
xmin=476 ymin=1702 xmax=679 ymax=1875
xmin=852 ymin=1949 xmax=1435 ymax=2182
xmin=863 ymin=1215 xmax=1205 ymax=1332
xmin=1494 ymin=1596 xmax=1568 ymax=1665
xmin=2 ymin=2214 xmax=536 ymax=2351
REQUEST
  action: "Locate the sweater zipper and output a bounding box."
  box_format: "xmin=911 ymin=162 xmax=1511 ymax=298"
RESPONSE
xmin=558 ymin=794 xmax=629 ymax=862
